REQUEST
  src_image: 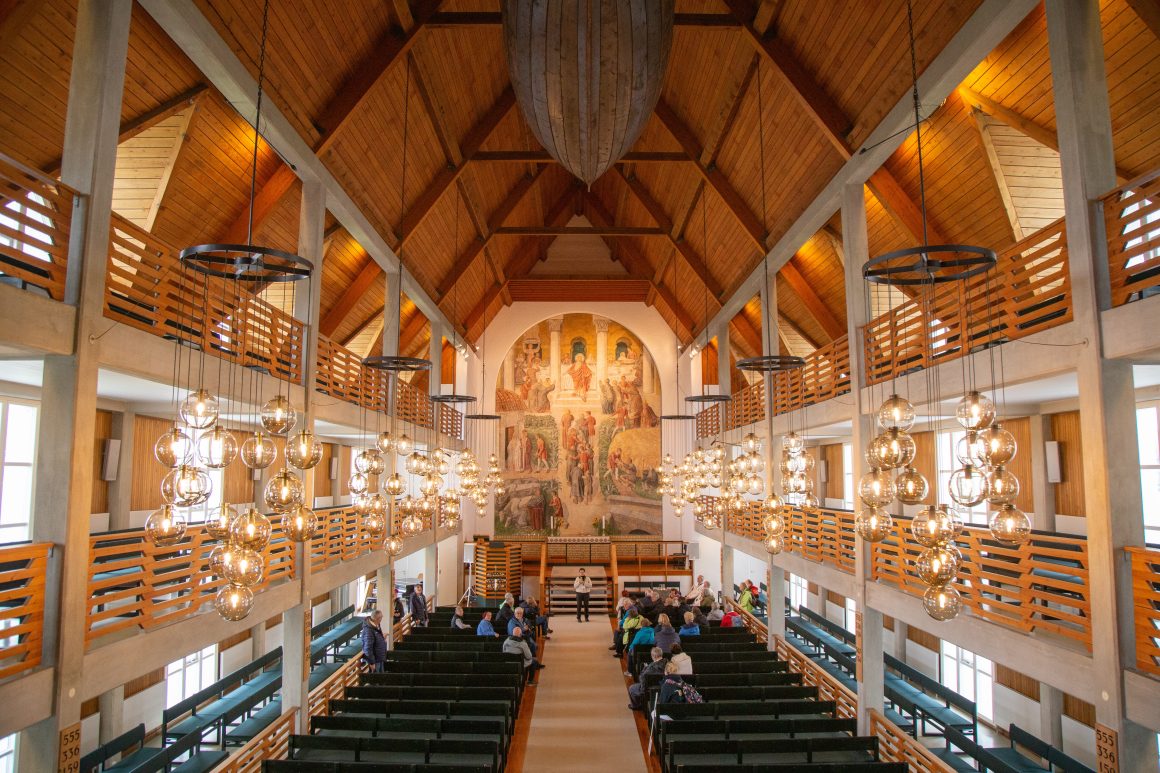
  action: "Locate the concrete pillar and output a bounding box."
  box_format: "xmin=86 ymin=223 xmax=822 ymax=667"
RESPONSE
xmin=547 ymin=317 xmax=563 ymax=391
xmin=106 ymin=409 xmax=134 ymax=530
xmin=766 ymin=557 xmax=785 ymax=643
xmin=428 ymin=322 xmax=445 ymax=398
xmin=250 ymin=621 xmax=267 ymax=660
xmin=594 ymin=316 xmax=609 ymax=392
xmin=423 ymin=544 xmax=438 ymax=610
xmin=382 ymin=272 xmax=400 ymax=358
xmin=97 ymin=685 xmax=123 ymax=746
xmin=806 ymin=584 xmax=827 ymax=616
xmin=843 ymin=181 xmax=884 ymax=734
xmin=1039 ymin=682 xmax=1064 ymax=750
xmin=19 ymin=4 xmax=132 ymax=768
xmin=721 ymin=544 xmax=735 ymax=599
xmin=378 ymin=564 xmax=395 ymax=646
xmin=715 ymin=323 xmax=730 ymax=397
xmin=1028 ymin=414 xmax=1056 ymax=531
xmin=280 ymin=605 xmax=308 ymax=729
xmin=892 ymin=620 xmax=908 ymax=662
xmin=1047 ymin=3 xmax=1155 ymax=765
xmin=642 ymin=348 xmax=654 ymax=396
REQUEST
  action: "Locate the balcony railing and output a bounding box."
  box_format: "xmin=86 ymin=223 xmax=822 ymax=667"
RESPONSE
xmin=316 ymin=336 xmax=389 ymax=412
xmin=106 ymin=214 xmax=305 ymax=383
xmin=1102 ymin=169 xmax=1160 ymax=307
xmin=713 ymin=501 xmax=1093 ymax=649
xmin=85 ymin=505 xmax=366 ymax=647
xmin=0 ymin=542 xmax=51 ymax=680
xmin=863 ymin=218 xmax=1071 ymax=386
xmin=0 ymin=152 xmax=76 ymax=302
xmin=1126 ymin=546 xmax=1160 ymax=677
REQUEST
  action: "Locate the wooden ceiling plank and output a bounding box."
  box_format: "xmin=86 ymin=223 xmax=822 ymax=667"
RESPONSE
xmin=0 ymin=0 xmax=40 ymax=53
xmin=752 ymin=0 xmax=780 ymax=35
xmin=865 ymin=167 xmax=948 ymax=245
xmin=409 ymin=51 xmax=460 ymax=165
xmin=144 ymin=101 xmax=199 ymax=231
xmin=397 ymin=86 xmax=516 ymax=244
xmin=42 ymin=84 xmax=209 ymax=177
xmin=1124 ymin=0 xmax=1160 ymax=42
xmin=616 ymin=168 xmax=725 ymax=298
xmin=654 ymin=98 xmax=767 ymax=251
xmin=730 ymin=313 xmax=763 ymax=358
xmin=970 ymin=107 xmax=1023 ymax=242
xmin=777 ymin=310 xmax=820 ymax=350
xmin=390 ymin=0 xmax=416 ymax=32
xmin=493 ymin=226 xmax=665 ymax=236
xmin=425 ymin=12 xmax=739 ymax=27
xmin=219 ymin=164 xmax=298 ymax=244
xmin=471 ymin=150 xmax=689 ymax=163
xmin=958 ymin=85 xmax=1131 ymax=183
xmin=779 ymin=258 xmax=844 ymax=341
xmin=436 ymin=167 xmax=543 ymax=298
xmin=319 ymin=256 xmax=382 ymax=337
xmin=702 ymin=54 xmax=759 ymax=165
xmin=722 ymin=0 xmax=853 ymax=158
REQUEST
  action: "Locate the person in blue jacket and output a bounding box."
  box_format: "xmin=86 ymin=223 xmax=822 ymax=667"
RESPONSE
xmin=476 ymin=611 xmax=500 ymax=637
xmin=361 ymin=610 xmax=388 ymax=672
xmin=678 ymin=611 xmax=702 ymax=637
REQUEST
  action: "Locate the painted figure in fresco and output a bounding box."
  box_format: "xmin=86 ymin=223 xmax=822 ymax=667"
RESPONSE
xmin=535 ymin=435 xmax=550 ymax=471
xmin=561 ymin=408 xmax=574 ymax=439
xmin=569 ymin=455 xmax=584 ymax=504
xmin=584 ymin=447 xmax=595 ymax=504
xmin=548 ymin=490 xmax=564 ymax=531
xmin=600 ymin=378 xmax=616 ymax=414
xmin=507 ymin=427 xmax=524 ymax=472
xmin=528 ymin=378 xmax=555 ymax=413
xmin=520 ymin=428 xmax=533 ymax=473
xmin=583 ymin=410 xmax=596 ymax=439
xmin=568 ymin=353 xmax=592 ymax=400
xmin=609 ymin=447 xmax=623 ymax=482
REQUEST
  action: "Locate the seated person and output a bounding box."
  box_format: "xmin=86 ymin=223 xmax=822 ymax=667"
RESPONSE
xmin=706 ymin=601 xmax=724 ymax=621
xmin=653 ymin=613 xmax=680 ymax=653
xmin=521 ymin=596 xmax=552 ymax=639
xmin=610 ymin=599 xmax=634 ymax=652
xmin=657 ymin=661 xmax=699 ymax=704
xmin=627 ymin=647 xmax=666 ymax=711
xmin=737 ymin=580 xmax=756 ymax=613
xmin=450 ymin=605 xmax=470 ymax=630
xmin=669 ymin=643 xmax=693 ymax=675
xmin=476 ymin=611 xmax=500 ymax=637
xmin=720 ymin=608 xmax=742 ymax=628
xmin=678 ymin=611 xmax=701 ymax=637
xmin=391 ymin=589 xmax=404 ymax=623
xmin=508 ymin=607 xmax=537 ymax=655
xmin=502 ymin=627 xmax=544 ymax=683
xmin=628 ymin=620 xmax=655 ymax=651
xmin=637 ymin=589 xmax=660 ymax=621
xmin=615 ymin=607 xmax=643 ymax=657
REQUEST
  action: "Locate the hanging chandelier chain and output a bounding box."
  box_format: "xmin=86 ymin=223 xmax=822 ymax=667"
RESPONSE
xmin=246 ymin=0 xmax=272 ymax=246
xmin=906 ymin=0 xmax=930 ymax=249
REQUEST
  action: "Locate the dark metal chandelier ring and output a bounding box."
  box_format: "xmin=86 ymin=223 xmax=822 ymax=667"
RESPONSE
xmin=862 ymin=244 xmax=998 ymax=286
xmin=179 ymin=243 xmax=314 ymax=282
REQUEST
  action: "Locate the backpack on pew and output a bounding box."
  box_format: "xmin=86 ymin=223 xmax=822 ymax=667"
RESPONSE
xmin=660 ymin=675 xmax=704 ymax=704
xmin=676 ymin=681 xmax=704 ymax=704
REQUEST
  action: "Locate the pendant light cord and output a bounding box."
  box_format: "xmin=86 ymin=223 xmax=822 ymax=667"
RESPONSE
xmin=906 ymin=0 xmax=931 ymax=250
xmin=246 ymin=0 xmax=271 ymax=246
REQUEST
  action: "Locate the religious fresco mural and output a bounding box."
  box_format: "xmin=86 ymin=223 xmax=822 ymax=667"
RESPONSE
xmin=494 ymin=314 xmax=662 ymax=536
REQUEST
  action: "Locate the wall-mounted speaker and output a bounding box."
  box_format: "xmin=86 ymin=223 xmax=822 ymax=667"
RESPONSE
xmin=251 ymin=467 xmax=262 ymax=482
xmin=100 ymin=438 xmax=120 ymax=481
xmin=687 ymin=543 xmax=700 ymax=561
xmin=329 ymin=457 xmax=340 ymax=481
xmin=1045 ymin=441 xmax=1062 ymax=483
xmin=817 ymin=459 xmax=828 ymax=484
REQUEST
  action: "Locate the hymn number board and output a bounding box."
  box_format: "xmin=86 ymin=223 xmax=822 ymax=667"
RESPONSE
xmin=1095 ymin=723 xmax=1119 ymax=773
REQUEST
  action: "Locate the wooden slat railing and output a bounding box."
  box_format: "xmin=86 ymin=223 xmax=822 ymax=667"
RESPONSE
xmin=0 ymin=153 xmax=76 ymax=302
xmin=724 ymin=503 xmax=857 ymax=573
xmin=863 ymin=218 xmax=1070 ymax=386
xmin=1102 ymin=168 xmax=1160 ymax=306
xmin=436 ymin=402 xmax=464 ymax=441
xmin=396 ymin=377 xmax=433 ymax=428
xmin=214 ymin=708 xmax=296 ymax=773
xmin=316 ymin=336 xmax=389 ymax=411
xmin=308 ymin=505 xmax=377 ymax=575
xmin=105 ymin=214 xmax=304 ymax=383
xmin=0 ymin=542 xmax=51 ymax=680
xmin=871 ymin=517 xmax=1092 ymax=649
xmin=1126 ymin=546 xmax=1160 ymax=676
xmin=307 ymin=652 xmax=367 ymax=718
xmin=725 ymin=600 xmax=952 ymax=773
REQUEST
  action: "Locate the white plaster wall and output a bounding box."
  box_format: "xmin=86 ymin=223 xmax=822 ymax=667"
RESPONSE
xmin=481 ymin=302 xmax=688 ymax=540
xmin=436 ymin=534 xmax=461 ymax=606
xmin=993 ymin=684 xmax=1039 ymax=737
xmin=121 ymin=682 xmax=166 ymax=737
xmin=265 ymin=623 xmax=283 ymax=653
xmin=219 ymin=640 xmax=252 ymax=676
xmin=732 ymin=550 xmax=768 ymax=591
xmin=694 ymin=532 xmax=722 ymax=595
xmin=905 ymin=639 xmax=939 ymax=680
xmin=1061 ymin=717 xmax=1096 ymax=769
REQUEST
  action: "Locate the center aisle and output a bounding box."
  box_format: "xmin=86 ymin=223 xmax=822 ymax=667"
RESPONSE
xmin=519 ymin=616 xmax=648 ymax=772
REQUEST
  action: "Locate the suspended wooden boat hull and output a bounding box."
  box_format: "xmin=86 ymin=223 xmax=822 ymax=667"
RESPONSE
xmin=501 ymin=0 xmax=675 ymax=186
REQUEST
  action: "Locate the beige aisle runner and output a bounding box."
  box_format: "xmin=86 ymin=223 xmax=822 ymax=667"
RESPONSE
xmin=520 ymin=616 xmax=648 ymax=772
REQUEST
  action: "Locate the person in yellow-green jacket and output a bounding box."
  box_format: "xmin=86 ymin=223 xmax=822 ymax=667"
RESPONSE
xmin=738 ymin=580 xmax=756 ymax=614
xmin=615 ymin=606 xmax=643 ymax=657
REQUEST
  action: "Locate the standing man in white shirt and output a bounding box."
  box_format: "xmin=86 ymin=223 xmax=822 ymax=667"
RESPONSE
xmin=573 ymin=568 xmax=592 ymax=622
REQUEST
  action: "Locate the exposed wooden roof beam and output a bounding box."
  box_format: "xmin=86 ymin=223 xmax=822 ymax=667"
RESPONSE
xmin=145 ymin=102 xmax=198 ymax=231
xmin=779 ymin=258 xmax=844 ymax=341
xmin=701 ymin=54 xmax=759 ymax=166
xmin=0 ymin=1 xmax=45 ymax=63
xmin=752 ymin=0 xmax=780 ymax=35
xmin=43 ymin=84 xmax=208 ymax=177
xmin=425 ymin=11 xmax=740 ymax=27
xmin=730 ymin=314 xmax=763 ymax=359
xmin=865 ymin=167 xmax=948 ymax=245
xmin=389 ymin=0 xmax=415 ymax=31
xmin=472 ymin=150 xmax=688 ymax=163
xmin=1124 ymin=0 xmax=1160 ymax=42
xmin=396 ymin=86 xmax=515 ymax=244
xmin=957 ymin=85 xmax=1131 ymax=183
xmin=436 ymin=167 xmax=543 ymax=299
xmin=319 ymin=255 xmax=381 ymax=338
xmin=399 ymin=311 xmax=431 ymax=359
xmin=654 ymin=98 xmax=767 ymax=251
xmin=219 ymin=164 xmax=298 ymax=244
xmin=616 ymin=169 xmax=724 ymax=298
xmin=777 ymin=310 xmax=820 ymax=350
xmin=969 ymin=106 xmax=1023 ymax=242
xmin=493 ymin=226 xmax=665 ymax=236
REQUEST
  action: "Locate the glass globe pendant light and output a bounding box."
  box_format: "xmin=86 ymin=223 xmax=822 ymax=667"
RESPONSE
xmin=231 ymin=507 xmax=272 ymax=551
xmin=260 ymin=394 xmax=297 ymax=436
xmin=179 ymin=388 xmax=219 ymax=430
xmin=911 ymin=504 xmax=962 ymax=547
xmin=915 ymin=544 xmax=962 ymax=587
xmin=979 ymin=423 xmax=1017 ymax=466
xmin=377 ymin=431 xmax=394 ymax=454
xmin=858 ymin=469 xmax=897 ymax=508
xmin=154 ymin=426 xmax=193 ymax=468
xmin=395 ymin=433 xmax=413 ymax=456
xmin=348 ymin=471 xmax=370 ymax=496
xmin=948 ymin=464 xmax=987 ymax=507
xmin=215 ymin=584 xmax=255 ymax=622
xmin=955 ymin=390 xmax=995 ymax=431
xmin=223 ymin=547 xmax=264 ymax=587
xmin=196 ymin=426 xmax=238 ymax=469
xmin=989 ymin=504 xmax=1031 ymax=546
xmin=895 ymin=466 xmax=929 ymax=505
xmin=384 ymin=534 xmax=404 ymax=556
xmin=161 ymin=465 xmax=212 ymax=507
xmin=877 ymin=394 xmax=916 ymax=432
xmin=241 ymin=431 xmax=277 ymax=469
xmin=869 ymin=428 xmax=916 ymax=470
xmin=264 ymin=469 xmax=304 ymax=513
xmin=205 ymin=503 xmax=238 ymax=540
xmin=764 ymin=534 xmax=784 ymax=555
xmin=285 ymin=430 xmax=323 ymax=470
xmin=855 ymin=506 xmax=893 ymax=543
xmin=145 ymin=505 xmax=187 ymax=547
xmin=362 ymin=511 xmax=387 ymax=540
xmin=922 ymin=585 xmax=962 ymax=622
xmin=985 ymin=465 xmax=1020 ymax=505
xmin=384 ymin=473 xmax=405 ymax=497
xmin=282 ymin=506 xmax=318 ymax=542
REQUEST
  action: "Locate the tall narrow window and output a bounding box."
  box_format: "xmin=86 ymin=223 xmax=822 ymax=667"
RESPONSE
xmin=789 ymin=574 xmax=808 ymax=613
xmin=1137 ymin=403 xmax=1160 ymax=544
xmin=0 ymin=733 xmax=16 ymax=773
xmin=940 ymin=640 xmax=993 ymax=721
xmin=842 ymin=443 xmax=854 ymax=507
xmin=936 ymin=429 xmax=988 ymax=525
xmin=844 ymin=597 xmax=857 ymax=632
xmin=165 ymin=644 xmax=217 ymax=708
xmin=0 ymin=399 xmax=38 ymax=545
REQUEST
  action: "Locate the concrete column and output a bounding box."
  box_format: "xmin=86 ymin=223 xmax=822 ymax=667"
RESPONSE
xmin=382 ymin=272 xmax=400 ymax=358
xmin=594 ymin=316 xmax=609 ymax=392
xmin=106 ymin=408 xmax=135 ymax=530
xmin=1047 ymin=3 xmax=1155 ymax=765
xmin=766 ymin=557 xmax=785 ymax=643
xmin=806 ymin=584 xmax=827 ymax=616
xmin=547 ymin=317 xmax=563 ymax=391
xmin=423 ymin=544 xmax=438 ymax=610
xmin=892 ymin=621 xmax=908 ymax=662
xmin=1028 ymin=414 xmax=1056 ymax=531
xmin=429 ymin=322 xmax=445 ymax=398
xmin=378 ymin=564 xmax=395 ymax=646
xmin=97 ymin=685 xmax=123 ymax=746
xmin=842 ymin=181 xmax=884 ymax=735
xmin=760 ymin=272 xmax=785 ymax=645
xmin=19 ymin=3 xmax=132 ymax=768
xmin=250 ymin=621 xmax=267 ymax=660
xmin=721 ymin=544 xmax=735 ymax=598
xmin=716 ymin=323 xmax=730 ymax=397
xmin=1039 ymin=682 xmax=1064 ymax=750
xmin=502 ymin=352 xmax=515 ymax=390
xmin=642 ymin=348 xmax=654 ymax=396
xmin=280 ymin=605 xmax=308 ymax=729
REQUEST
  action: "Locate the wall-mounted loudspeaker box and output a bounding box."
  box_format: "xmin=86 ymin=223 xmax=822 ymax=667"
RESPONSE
xmin=686 ymin=543 xmax=700 ymax=561
xmin=100 ymin=439 xmax=120 ymax=481
xmin=1045 ymin=441 xmax=1062 ymax=483
xmin=251 ymin=468 xmax=262 ymax=482
xmin=817 ymin=459 xmax=828 ymax=484
xmin=329 ymin=458 xmax=340 ymax=481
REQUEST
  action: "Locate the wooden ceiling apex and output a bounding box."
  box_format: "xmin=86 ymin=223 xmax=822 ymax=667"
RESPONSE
xmin=319 ymin=256 xmax=381 ymax=338
xmin=779 ymin=258 xmax=844 ymax=341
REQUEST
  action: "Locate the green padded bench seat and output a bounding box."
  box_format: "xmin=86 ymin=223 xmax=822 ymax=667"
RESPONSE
xmin=225 ymin=699 xmax=283 ymax=746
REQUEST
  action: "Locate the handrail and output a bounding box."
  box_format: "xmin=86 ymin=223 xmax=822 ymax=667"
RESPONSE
xmin=315 ymin=336 xmax=390 ymax=412
xmin=869 ymin=709 xmax=956 ymax=773
xmin=610 ymin=544 xmax=619 ymax=601
xmin=1100 ymin=167 xmax=1160 ymax=306
xmin=0 ymin=542 xmax=52 ymax=680
xmin=307 ymin=652 xmax=367 ymax=718
xmin=1125 ymin=546 xmax=1160 ymax=676
xmin=0 ymin=153 xmax=77 ymax=302
xmin=213 ymin=708 xmax=296 ymax=773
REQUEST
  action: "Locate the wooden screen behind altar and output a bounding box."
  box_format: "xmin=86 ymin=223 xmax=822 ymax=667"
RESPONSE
xmin=494 ymin=314 xmax=662 ymax=536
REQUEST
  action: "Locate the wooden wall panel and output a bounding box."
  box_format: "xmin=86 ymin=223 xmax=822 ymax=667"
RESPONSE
xmin=907 ymin=625 xmax=940 ymax=653
xmin=1050 ymin=411 xmax=1085 ymax=517
xmin=821 ymin=443 xmax=845 ymax=501
xmin=92 ymin=410 xmax=115 ymax=514
xmin=995 ymin=663 xmax=1040 ymax=701
xmin=124 ymin=667 xmax=165 ymax=698
xmin=1003 ymin=416 xmax=1035 ymax=513
xmin=700 ymin=339 xmax=719 ymax=386
xmin=132 ymin=415 xmax=173 ymax=512
xmin=1063 ymin=693 xmax=1094 ymax=726
xmin=315 ymin=443 xmax=334 ymax=500
xmin=911 ymin=430 xmax=938 ymax=506
xmin=222 ymin=429 xmax=254 ymax=506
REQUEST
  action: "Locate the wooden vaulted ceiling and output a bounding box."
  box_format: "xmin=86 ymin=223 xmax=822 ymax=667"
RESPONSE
xmin=2 ymin=0 xmax=1160 ymax=364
